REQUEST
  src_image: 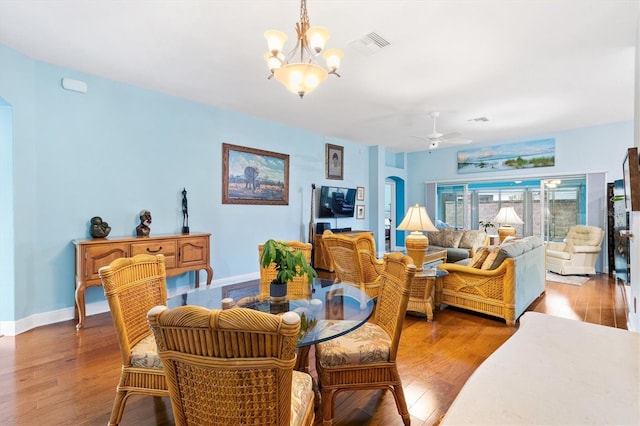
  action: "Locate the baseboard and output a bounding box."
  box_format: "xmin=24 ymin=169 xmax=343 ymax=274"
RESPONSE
xmin=0 ymin=272 xmax=260 ymax=336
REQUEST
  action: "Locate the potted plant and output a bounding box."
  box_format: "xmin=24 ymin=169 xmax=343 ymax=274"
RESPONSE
xmin=260 ymin=239 xmax=317 ymax=299
xmin=478 ymin=220 xmax=495 ymax=233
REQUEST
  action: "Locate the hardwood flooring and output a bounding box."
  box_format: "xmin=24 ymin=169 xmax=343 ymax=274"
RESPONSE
xmin=0 ymin=274 xmax=629 ymax=425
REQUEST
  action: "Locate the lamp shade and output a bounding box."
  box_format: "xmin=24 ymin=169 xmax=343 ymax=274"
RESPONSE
xmin=397 ymin=204 xmax=438 ymax=232
xmin=493 ymin=206 xmax=523 ymax=243
xmin=492 ymin=206 xmax=524 ymax=225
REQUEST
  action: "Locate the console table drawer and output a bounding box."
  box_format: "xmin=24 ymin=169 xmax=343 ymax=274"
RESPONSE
xmin=130 ymin=240 xmax=177 ymax=268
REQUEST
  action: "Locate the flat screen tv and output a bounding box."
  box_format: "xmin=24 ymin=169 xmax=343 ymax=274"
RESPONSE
xmin=318 ymin=186 xmax=356 ymax=218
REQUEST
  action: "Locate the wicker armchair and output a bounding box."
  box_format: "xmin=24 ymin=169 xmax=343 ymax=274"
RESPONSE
xmin=147 ymin=305 xmax=315 ymax=426
xmin=259 ymin=240 xmax=313 ymax=298
xmin=321 ymin=230 xmax=384 ymax=298
xmin=98 ymin=254 xmax=169 ymax=426
xmin=314 ymin=253 xmax=416 ymax=426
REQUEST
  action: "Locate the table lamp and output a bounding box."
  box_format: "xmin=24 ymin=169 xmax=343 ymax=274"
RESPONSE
xmin=493 ymin=206 xmax=523 ymax=243
xmin=397 ymin=204 xmax=438 ymax=271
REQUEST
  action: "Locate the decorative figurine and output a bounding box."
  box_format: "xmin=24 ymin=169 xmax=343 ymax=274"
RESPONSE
xmin=181 ymin=188 xmax=189 ymax=234
xmin=136 ymin=209 xmax=152 ymax=237
xmin=89 ymin=216 xmax=111 ymax=238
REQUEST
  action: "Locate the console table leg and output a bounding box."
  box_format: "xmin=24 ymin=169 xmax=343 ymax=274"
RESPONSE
xmin=75 ymin=280 xmax=86 ymax=330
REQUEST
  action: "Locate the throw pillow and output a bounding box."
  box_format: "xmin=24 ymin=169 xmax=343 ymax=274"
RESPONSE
xmin=459 ymin=230 xmax=487 ymax=249
xmin=481 ymin=246 xmax=503 ymax=270
xmin=469 ymin=246 xmax=490 ymax=268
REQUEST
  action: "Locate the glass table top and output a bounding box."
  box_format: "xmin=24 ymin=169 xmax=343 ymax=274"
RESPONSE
xmin=168 ymin=278 xmax=375 ymax=347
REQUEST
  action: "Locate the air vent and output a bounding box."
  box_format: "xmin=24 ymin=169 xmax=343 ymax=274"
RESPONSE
xmin=468 ymin=117 xmax=489 ymax=122
xmin=349 ymin=32 xmax=390 ymax=56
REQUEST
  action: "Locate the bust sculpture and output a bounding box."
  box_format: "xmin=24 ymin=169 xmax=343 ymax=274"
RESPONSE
xmin=136 ymin=209 xmax=152 ymax=237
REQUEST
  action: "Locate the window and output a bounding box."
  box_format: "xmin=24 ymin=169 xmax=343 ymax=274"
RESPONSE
xmin=435 ymin=175 xmax=586 ymax=242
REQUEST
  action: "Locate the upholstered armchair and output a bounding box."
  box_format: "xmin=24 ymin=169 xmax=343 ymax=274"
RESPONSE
xmin=546 ymin=225 xmax=604 ymax=275
xmin=321 ymin=230 xmax=384 ymax=298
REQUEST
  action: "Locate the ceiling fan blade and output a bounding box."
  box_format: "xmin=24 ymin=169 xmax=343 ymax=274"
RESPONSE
xmin=440 ymin=132 xmax=462 ymax=141
xmin=440 ymin=138 xmax=473 ymax=146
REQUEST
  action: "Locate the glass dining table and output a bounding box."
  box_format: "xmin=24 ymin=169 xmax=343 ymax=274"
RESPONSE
xmin=167 ymin=277 xmax=375 ymax=372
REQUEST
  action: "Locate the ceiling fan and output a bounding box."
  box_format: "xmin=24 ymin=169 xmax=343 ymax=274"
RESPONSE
xmin=412 ymin=112 xmax=472 ymax=149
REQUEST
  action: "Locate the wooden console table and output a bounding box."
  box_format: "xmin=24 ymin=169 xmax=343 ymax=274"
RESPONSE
xmin=73 ymin=232 xmax=213 ymax=329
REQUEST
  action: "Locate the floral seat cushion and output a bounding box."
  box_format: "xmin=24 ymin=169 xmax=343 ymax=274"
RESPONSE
xmin=315 ymin=321 xmax=391 ymax=368
xmin=290 ymin=370 xmax=314 ymax=426
xmin=130 ymin=334 xmax=163 ymax=370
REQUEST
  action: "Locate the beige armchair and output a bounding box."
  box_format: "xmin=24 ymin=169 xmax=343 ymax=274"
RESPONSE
xmin=321 ymin=230 xmax=384 ymax=298
xmin=546 ymin=225 xmax=604 ymax=275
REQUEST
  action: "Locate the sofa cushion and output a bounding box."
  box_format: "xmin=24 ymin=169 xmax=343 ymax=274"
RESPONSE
xmin=446 ymin=247 xmax=471 ymax=263
xmin=428 ymin=229 xmax=464 ymax=249
xmin=482 ymin=236 xmax=544 ymax=270
xmin=459 ymin=230 xmax=487 ymax=249
xmin=481 ymin=246 xmax=503 ymax=270
xmin=469 ymin=246 xmax=490 ymax=268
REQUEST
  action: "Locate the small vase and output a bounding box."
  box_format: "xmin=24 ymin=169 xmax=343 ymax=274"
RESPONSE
xmin=270 ymin=282 xmax=287 ymax=302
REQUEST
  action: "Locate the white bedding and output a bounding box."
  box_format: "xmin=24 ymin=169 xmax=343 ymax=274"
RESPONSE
xmin=441 ymin=312 xmax=640 ymax=425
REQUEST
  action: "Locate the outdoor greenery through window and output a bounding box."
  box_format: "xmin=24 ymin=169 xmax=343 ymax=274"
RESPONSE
xmin=435 ymin=176 xmax=586 ymax=242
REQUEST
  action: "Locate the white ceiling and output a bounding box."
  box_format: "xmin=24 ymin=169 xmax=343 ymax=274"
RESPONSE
xmin=0 ymin=0 xmax=638 ymax=152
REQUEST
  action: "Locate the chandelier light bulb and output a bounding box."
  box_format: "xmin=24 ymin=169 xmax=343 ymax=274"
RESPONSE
xmin=264 ymin=53 xmax=284 ymax=73
xmin=264 ymin=30 xmax=287 ymax=55
xmin=322 ymin=48 xmax=343 ymax=73
xmin=305 ymin=26 xmax=330 ymax=53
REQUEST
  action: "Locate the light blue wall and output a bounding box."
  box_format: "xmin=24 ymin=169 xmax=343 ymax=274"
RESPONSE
xmin=1 ymin=41 xmax=634 ymax=327
xmin=0 ymin=45 xmax=370 ymax=324
xmin=406 ymin=122 xmax=635 ymax=205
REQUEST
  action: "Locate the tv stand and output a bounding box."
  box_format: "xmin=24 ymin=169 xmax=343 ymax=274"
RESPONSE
xmin=330 ymin=227 xmax=352 ymax=233
xmin=313 ymin=230 xmax=372 ymax=271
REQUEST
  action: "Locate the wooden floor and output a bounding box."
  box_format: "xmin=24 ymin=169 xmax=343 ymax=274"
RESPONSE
xmin=0 ymin=274 xmax=629 ymax=426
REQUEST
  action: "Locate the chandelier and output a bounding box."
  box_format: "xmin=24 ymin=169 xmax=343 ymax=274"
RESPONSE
xmin=264 ymin=0 xmax=343 ymax=98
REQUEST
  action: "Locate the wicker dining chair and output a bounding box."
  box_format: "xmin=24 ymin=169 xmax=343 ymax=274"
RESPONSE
xmin=258 ymin=240 xmax=313 ymax=298
xmin=314 ymin=252 xmax=416 ymax=426
xmin=147 ymin=305 xmax=315 ymax=426
xmin=98 ymin=254 xmax=169 ymax=426
xmin=321 ymin=230 xmax=384 ymax=298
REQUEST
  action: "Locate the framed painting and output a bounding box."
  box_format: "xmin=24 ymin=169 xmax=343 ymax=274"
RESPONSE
xmin=222 ymin=143 xmax=289 ymax=205
xmin=356 ymin=204 xmax=365 ymax=219
xmin=356 ymin=186 xmax=365 ymax=201
xmin=457 ymin=138 xmax=555 ymax=174
xmin=326 ymin=143 xmax=344 ymax=180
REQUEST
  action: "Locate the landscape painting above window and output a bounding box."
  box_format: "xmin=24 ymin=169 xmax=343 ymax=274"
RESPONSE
xmin=457 ymin=138 xmax=555 ymax=174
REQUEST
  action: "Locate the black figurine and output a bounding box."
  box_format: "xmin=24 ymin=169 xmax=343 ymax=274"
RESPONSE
xmin=181 ymin=188 xmax=189 ymax=234
xmin=90 ymin=216 xmax=111 ymax=238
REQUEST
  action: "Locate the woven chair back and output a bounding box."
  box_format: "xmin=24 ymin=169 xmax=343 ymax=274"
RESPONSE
xmin=258 ymin=240 xmax=312 ymax=298
xmin=372 ymin=253 xmax=416 ymax=360
xmin=321 ymin=230 xmax=383 ymax=298
xmin=148 ymin=305 xmax=300 ymax=426
xmin=99 ymin=253 xmax=168 ymax=364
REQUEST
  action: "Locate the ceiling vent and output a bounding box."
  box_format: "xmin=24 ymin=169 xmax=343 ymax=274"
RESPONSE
xmin=468 ymin=117 xmax=489 ymax=122
xmin=349 ymin=32 xmax=390 ymax=56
